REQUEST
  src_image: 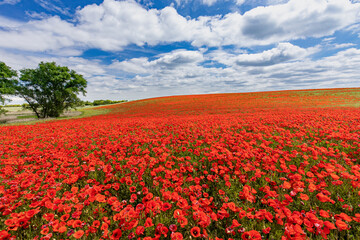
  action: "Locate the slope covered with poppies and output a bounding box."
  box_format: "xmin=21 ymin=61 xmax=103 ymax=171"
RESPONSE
xmin=1 ymin=88 xmax=360 ymax=240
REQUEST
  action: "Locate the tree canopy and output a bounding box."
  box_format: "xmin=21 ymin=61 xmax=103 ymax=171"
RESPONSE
xmin=16 ymin=62 xmax=87 ymax=118
xmin=0 ymin=62 xmax=17 ymax=114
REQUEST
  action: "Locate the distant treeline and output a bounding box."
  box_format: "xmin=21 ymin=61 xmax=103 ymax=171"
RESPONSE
xmin=5 ymin=100 xmax=127 ymax=108
xmin=83 ymin=100 xmax=128 ymax=106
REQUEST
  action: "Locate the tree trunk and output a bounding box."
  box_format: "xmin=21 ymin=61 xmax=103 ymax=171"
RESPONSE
xmin=21 ymin=94 xmax=40 ymax=118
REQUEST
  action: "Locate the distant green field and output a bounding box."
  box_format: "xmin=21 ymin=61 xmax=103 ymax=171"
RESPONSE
xmin=2 ymin=106 xmax=23 ymax=112
xmin=0 ymin=105 xmax=114 ymax=126
xmin=17 ymin=115 xmax=38 ymax=119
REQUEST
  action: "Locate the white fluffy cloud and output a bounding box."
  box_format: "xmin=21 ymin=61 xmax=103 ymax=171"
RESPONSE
xmin=1 ymin=0 xmax=360 ymax=102
xmin=103 ymin=45 xmax=360 ymax=98
xmin=110 ymin=49 xmax=204 ymax=74
xmin=110 ymin=47 xmax=360 ymax=98
xmin=0 ymin=0 xmax=359 ymax=52
xmin=199 ymin=0 xmax=360 ymax=47
xmin=209 ymin=43 xmax=315 ymax=68
xmin=0 ymin=16 xmax=77 ymax=51
xmin=74 ymin=1 xmax=204 ymax=50
xmin=202 ymin=0 xmax=218 ymax=6
xmin=235 ymin=43 xmax=309 ymax=66
xmin=235 ymin=0 xmax=245 ymax=5
xmin=2 ymin=45 xmax=360 ymax=103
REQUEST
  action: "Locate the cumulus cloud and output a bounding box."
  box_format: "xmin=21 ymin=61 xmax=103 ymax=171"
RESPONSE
xmin=0 ymin=15 xmax=22 ymax=28
xmin=74 ymin=1 xmax=201 ymax=50
xmin=321 ymin=38 xmax=357 ymax=50
xmin=209 ymin=43 xmax=314 ymax=67
xmin=332 ymin=43 xmax=356 ymax=49
xmin=0 ymin=49 xmax=105 ymax=78
xmin=261 ymin=48 xmax=360 ymax=89
xmin=110 ymin=50 xmax=204 ymax=74
xmin=266 ymin=0 xmax=289 ymax=5
xmin=0 ymin=16 xmax=81 ymax=52
xmin=0 ymin=0 xmax=359 ymax=53
xmin=106 ymin=45 xmax=360 ymax=97
xmin=2 ymin=46 xmax=360 ymax=102
xmin=1 ymin=0 xmax=360 ymax=102
xmin=200 ymin=0 xmax=360 ymax=47
xmin=202 ymin=0 xmax=218 ymax=6
xmin=25 ymin=11 xmax=52 ymax=20
xmin=150 ymin=50 xmax=204 ymax=69
xmin=234 ymin=43 xmax=308 ymax=66
xmin=110 ymin=47 xmax=360 ymax=97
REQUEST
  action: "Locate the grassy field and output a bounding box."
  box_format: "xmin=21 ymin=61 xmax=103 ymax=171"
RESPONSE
xmin=0 ymin=105 xmax=114 ymax=125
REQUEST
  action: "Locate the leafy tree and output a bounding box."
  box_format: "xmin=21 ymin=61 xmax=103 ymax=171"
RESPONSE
xmin=16 ymin=62 xmax=87 ymax=118
xmin=82 ymin=100 xmax=93 ymax=106
xmin=0 ymin=62 xmax=18 ymax=114
xmin=92 ymin=99 xmax=128 ymax=106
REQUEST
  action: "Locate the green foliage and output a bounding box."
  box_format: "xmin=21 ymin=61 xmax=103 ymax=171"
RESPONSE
xmin=92 ymin=99 xmax=127 ymax=106
xmin=80 ymin=99 xmax=127 ymax=106
xmin=4 ymin=104 xmax=23 ymax=107
xmin=16 ymin=115 xmax=38 ymax=119
xmin=0 ymin=62 xmax=18 ymax=114
xmin=21 ymin=103 xmax=29 ymax=109
xmin=16 ymin=62 xmax=87 ymax=118
xmin=0 ymin=108 xmax=6 ymax=115
xmin=83 ymin=100 xmax=93 ymax=106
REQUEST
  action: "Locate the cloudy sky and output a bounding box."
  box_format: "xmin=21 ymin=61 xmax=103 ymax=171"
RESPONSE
xmin=1 ymin=0 xmax=360 ymax=102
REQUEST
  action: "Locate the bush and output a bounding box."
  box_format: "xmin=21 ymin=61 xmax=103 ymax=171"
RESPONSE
xmin=92 ymin=99 xmax=127 ymax=106
xmin=4 ymin=104 xmax=22 ymax=107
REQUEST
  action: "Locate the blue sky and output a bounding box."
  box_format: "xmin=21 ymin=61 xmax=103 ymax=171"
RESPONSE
xmin=0 ymin=0 xmax=360 ymax=102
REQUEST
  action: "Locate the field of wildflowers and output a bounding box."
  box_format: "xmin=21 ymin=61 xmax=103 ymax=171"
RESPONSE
xmin=1 ymin=88 xmax=360 ymax=240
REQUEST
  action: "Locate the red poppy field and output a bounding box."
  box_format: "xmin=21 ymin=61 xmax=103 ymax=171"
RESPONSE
xmin=1 ymin=88 xmax=360 ymax=240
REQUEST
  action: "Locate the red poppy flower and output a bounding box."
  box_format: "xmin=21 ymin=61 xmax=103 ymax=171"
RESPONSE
xmin=283 ymin=181 xmax=291 ymax=189
xmin=169 ymin=224 xmax=177 ymax=232
xmin=171 ymin=232 xmax=183 ymax=240
xmin=177 ymin=216 xmax=188 ymax=228
xmin=162 ymin=202 xmax=172 ymax=211
xmin=161 ymin=226 xmax=169 ymax=237
xmin=59 ymin=225 xmax=67 ymax=233
xmin=324 ymin=221 xmax=336 ymax=230
xmin=92 ymin=220 xmax=100 ymax=228
xmin=316 ymin=193 xmax=333 ymax=203
xmin=308 ymin=183 xmax=316 ymax=192
xmin=299 ymin=193 xmax=309 ymax=201
xmin=72 ymin=220 xmax=82 ymax=228
xmin=190 ymin=227 xmax=201 ymax=238
xmin=95 ymin=194 xmax=106 ymax=203
xmin=136 ymin=226 xmax=144 ymax=235
xmin=111 ymin=229 xmax=122 ymax=239
xmin=337 ymin=213 xmax=352 ymax=222
xmin=320 ymin=210 xmax=330 ymax=218
xmin=144 ymin=218 xmax=154 ymax=228
xmin=262 ymin=227 xmax=271 ymax=234
xmin=73 ymin=230 xmax=84 ymax=239
xmin=60 ymin=214 xmax=70 ymax=222
xmin=40 ymin=228 xmax=49 ymax=235
xmin=0 ymin=230 xmax=11 ymax=239
xmin=231 ymin=219 xmax=241 ymax=228
xmin=336 ymin=220 xmax=348 ymax=231
xmin=242 ymin=230 xmax=262 ymax=240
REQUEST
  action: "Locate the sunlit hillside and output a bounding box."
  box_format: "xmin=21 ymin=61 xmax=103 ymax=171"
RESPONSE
xmin=1 ymin=88 xmax=360 ymax=240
